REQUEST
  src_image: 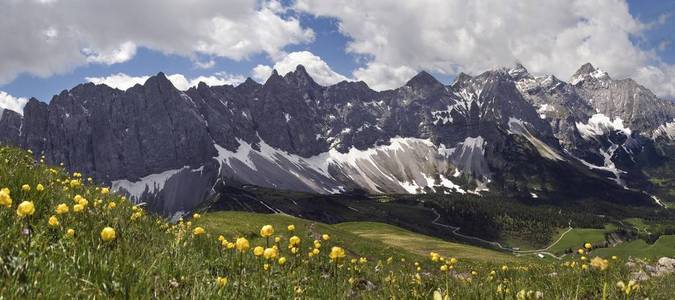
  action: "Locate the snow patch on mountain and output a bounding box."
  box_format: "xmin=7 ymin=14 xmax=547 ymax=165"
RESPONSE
xmin=537 ymin=104 xmax=555 ymax=119
xmin=210 ymin=136 xmax=471 ymax=195
xmin=570 ymin=68 xmax=610 ymax=85
xmin=446 ymin=136 xmax=490 ymax=180
xmin=508 ymin=118 xmax=565 ymax=161
xmin=112 ymin=167 xmax=189 ymax=201
xmin=653 ymin=119 xmax=675 ymax=140
xmin=576 ymin=114 xmax=631 ymax=140
xmin=431 ymin=105 xmax=454 ymax=125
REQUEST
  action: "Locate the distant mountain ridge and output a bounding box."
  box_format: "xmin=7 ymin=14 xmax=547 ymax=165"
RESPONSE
xmin=1 ymin=63 xmax=673 ymax=214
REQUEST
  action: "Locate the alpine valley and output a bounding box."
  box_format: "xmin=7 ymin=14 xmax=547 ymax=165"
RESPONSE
xmin=1 ymin=62 xmax=674 ymax=217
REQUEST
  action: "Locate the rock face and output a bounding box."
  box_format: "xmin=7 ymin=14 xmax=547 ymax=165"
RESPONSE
xmin=1 ymin=63 xmax=674 ymax=214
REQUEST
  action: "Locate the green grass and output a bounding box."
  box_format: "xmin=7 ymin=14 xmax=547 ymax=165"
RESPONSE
xmin=200 ymin=211 xmax=421 ymax=262
xmin=2 ymin=145 xmax=675 ymax=299
xmin=593 ymin=235 xmax=675 ymax=258
xmin=547 ymin=225 xmax=614 ymax=254
xmin=335 ymin=221 xmax=517 ymax=263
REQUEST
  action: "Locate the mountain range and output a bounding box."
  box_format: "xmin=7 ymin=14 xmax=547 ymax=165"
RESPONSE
xmin=1 ymin=63 xmax=674 ymax=215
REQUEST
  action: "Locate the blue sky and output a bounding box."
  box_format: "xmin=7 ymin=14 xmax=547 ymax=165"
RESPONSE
xmin=0 ymin=0 xmax=673 ymax=109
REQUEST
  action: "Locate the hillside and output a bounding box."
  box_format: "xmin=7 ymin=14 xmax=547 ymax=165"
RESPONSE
xmin=1 ymin=145 xmax=675 ymax=299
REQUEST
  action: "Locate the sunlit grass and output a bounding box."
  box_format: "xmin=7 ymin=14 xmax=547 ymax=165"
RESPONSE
xmin=1 ymin=146 xmax=673 ymax=299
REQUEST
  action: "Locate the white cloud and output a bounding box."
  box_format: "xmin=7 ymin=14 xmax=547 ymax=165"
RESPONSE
xmin=295 ymin=0 xmax=675 ymax=98
xmin=86 ymin=72 xmax=246 ymax=91
xmin=83 ymin=41 xmax=137 ymax=65
xmin=353 ymin=63 xmax=417 ymax=91
xmin=251 ymin=51 xmax=349 ymax=86
xmin=166 ymin=73 xmax=246 ymax=90
xmin=0 ymin=91 xmax=29 ymax=115
xmin=252 ymin=65 xmax=274 ymax=83
xmin=0 ymin=0 xmax=313 ymax=83
xmin=86 ymin=73 xmax=149 ymax=91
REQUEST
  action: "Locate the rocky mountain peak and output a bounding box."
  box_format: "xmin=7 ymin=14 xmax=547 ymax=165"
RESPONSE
xmin=508 ymin=63 xmax=530 ymax=80
xmin=570 ymin=63 xmax=610 ymax=85
xmin=284 ymin=64 xmax=320 ymax=88
xmin=574 ymin=63 xmax=597 ymax=77
xmin=405 ymin=71 xmax=443 ymax=90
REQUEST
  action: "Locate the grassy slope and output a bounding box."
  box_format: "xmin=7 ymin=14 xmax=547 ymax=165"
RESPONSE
xmin=199 ymin=211 xmax=421 ymax=262
xmin=335 ymin=222 xmax=517 ymax=263
xmin=593 ymin=235 xmax=675 ymax=258
xmin=2 ymin=145 xmax=675 ymax=299
xmin=548 ymin=225 xmax=616 ymax=254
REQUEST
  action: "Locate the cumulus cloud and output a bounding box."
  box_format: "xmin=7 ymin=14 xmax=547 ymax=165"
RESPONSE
xmin=85 ymin=73 xmax=150 ymax=90
xmin=352 ymin=63 xmax=417 ymax=91
xmin=83 ymin=41 xmax=137 ymax=65
xmin=296 ymin=0 xmax=675 ymax=98
xmin=166 ymin=73 xmax=246 ymax=90
xmin=0 ymin=0 xmax=313 ymax=83
xmin=0 ymin=91 xmax=29 ymax=115
xmin=251 ymin=51 xmax=349 ymax=86
xmin=86 ymin=72 xmax=245 ymax=91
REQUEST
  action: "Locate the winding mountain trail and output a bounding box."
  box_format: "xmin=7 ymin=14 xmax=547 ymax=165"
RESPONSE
xmin=430 ymin=208 xmax=571 ymax=259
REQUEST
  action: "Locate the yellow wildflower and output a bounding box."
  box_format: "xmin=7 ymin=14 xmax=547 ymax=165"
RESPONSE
xmin=287 ymin=224 xmax=295 ymax=232
xmin=101 ymin=187 xmax=110 ymax=195
xmin=36 ymin=184 xmax=44 ymax=192
xmin=100 ymin=227 xmax=117 ymax=242
xmin=322 ymin=234 xmax=330 ymax=241
xmin=590 ymin=257 xmax=609 ymax=271
xmin=312 ymin=248 xmax=320 ymax=255
xmin=329 ymin=246 xmax=346 ymax=261
xmin=48 ymin=215 xmax=60 ymax=227
xmin=69 ymin=179 xmax=80 ymax=188
xmin=253 ymin=246 xmax=264 ymax=256
xmin=21 ymin=184 xmax=30 ymax=192
xmin=107 ymin=202 xmax=116 ymax=209
xmin=66 ymin=228 xmax=75 ymax=238
xmin=193 ymin=213 xmax=201 ymax=219
xmin=192 ymin=227 xmax=206 ymax=236
xmin=235 ymin=237 xmax=250 ymax=252
xmin=278 ymin=257 xmax=287 ymax=265
xmin=263 ymin=247 xmax=278 ymax=259
xmin=73 ymin=204 xmax=84 ymax=213
xmin=0 ymin=188 xmax=12 ymax=208
xmin=616 ymin=280 xmax=639 ymax=295
xmin=55 ymin=203 xmax=69 ymax=214
xmin=215 ymin=276 xmax=227 ymax=288
xmin=289 ymin=235 xmax=301 ymax=246
xmin=16 ymin=201 xmax=35 ymax=218
xmin=584 ymin=242 xmax=592 ymax=250
xmin=260 ymin=225 xmax=274 ymax=237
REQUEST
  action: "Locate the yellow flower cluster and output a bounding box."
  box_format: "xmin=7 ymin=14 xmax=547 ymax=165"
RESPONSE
xmin=0 ymin=187 xmax=12 ymax=207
